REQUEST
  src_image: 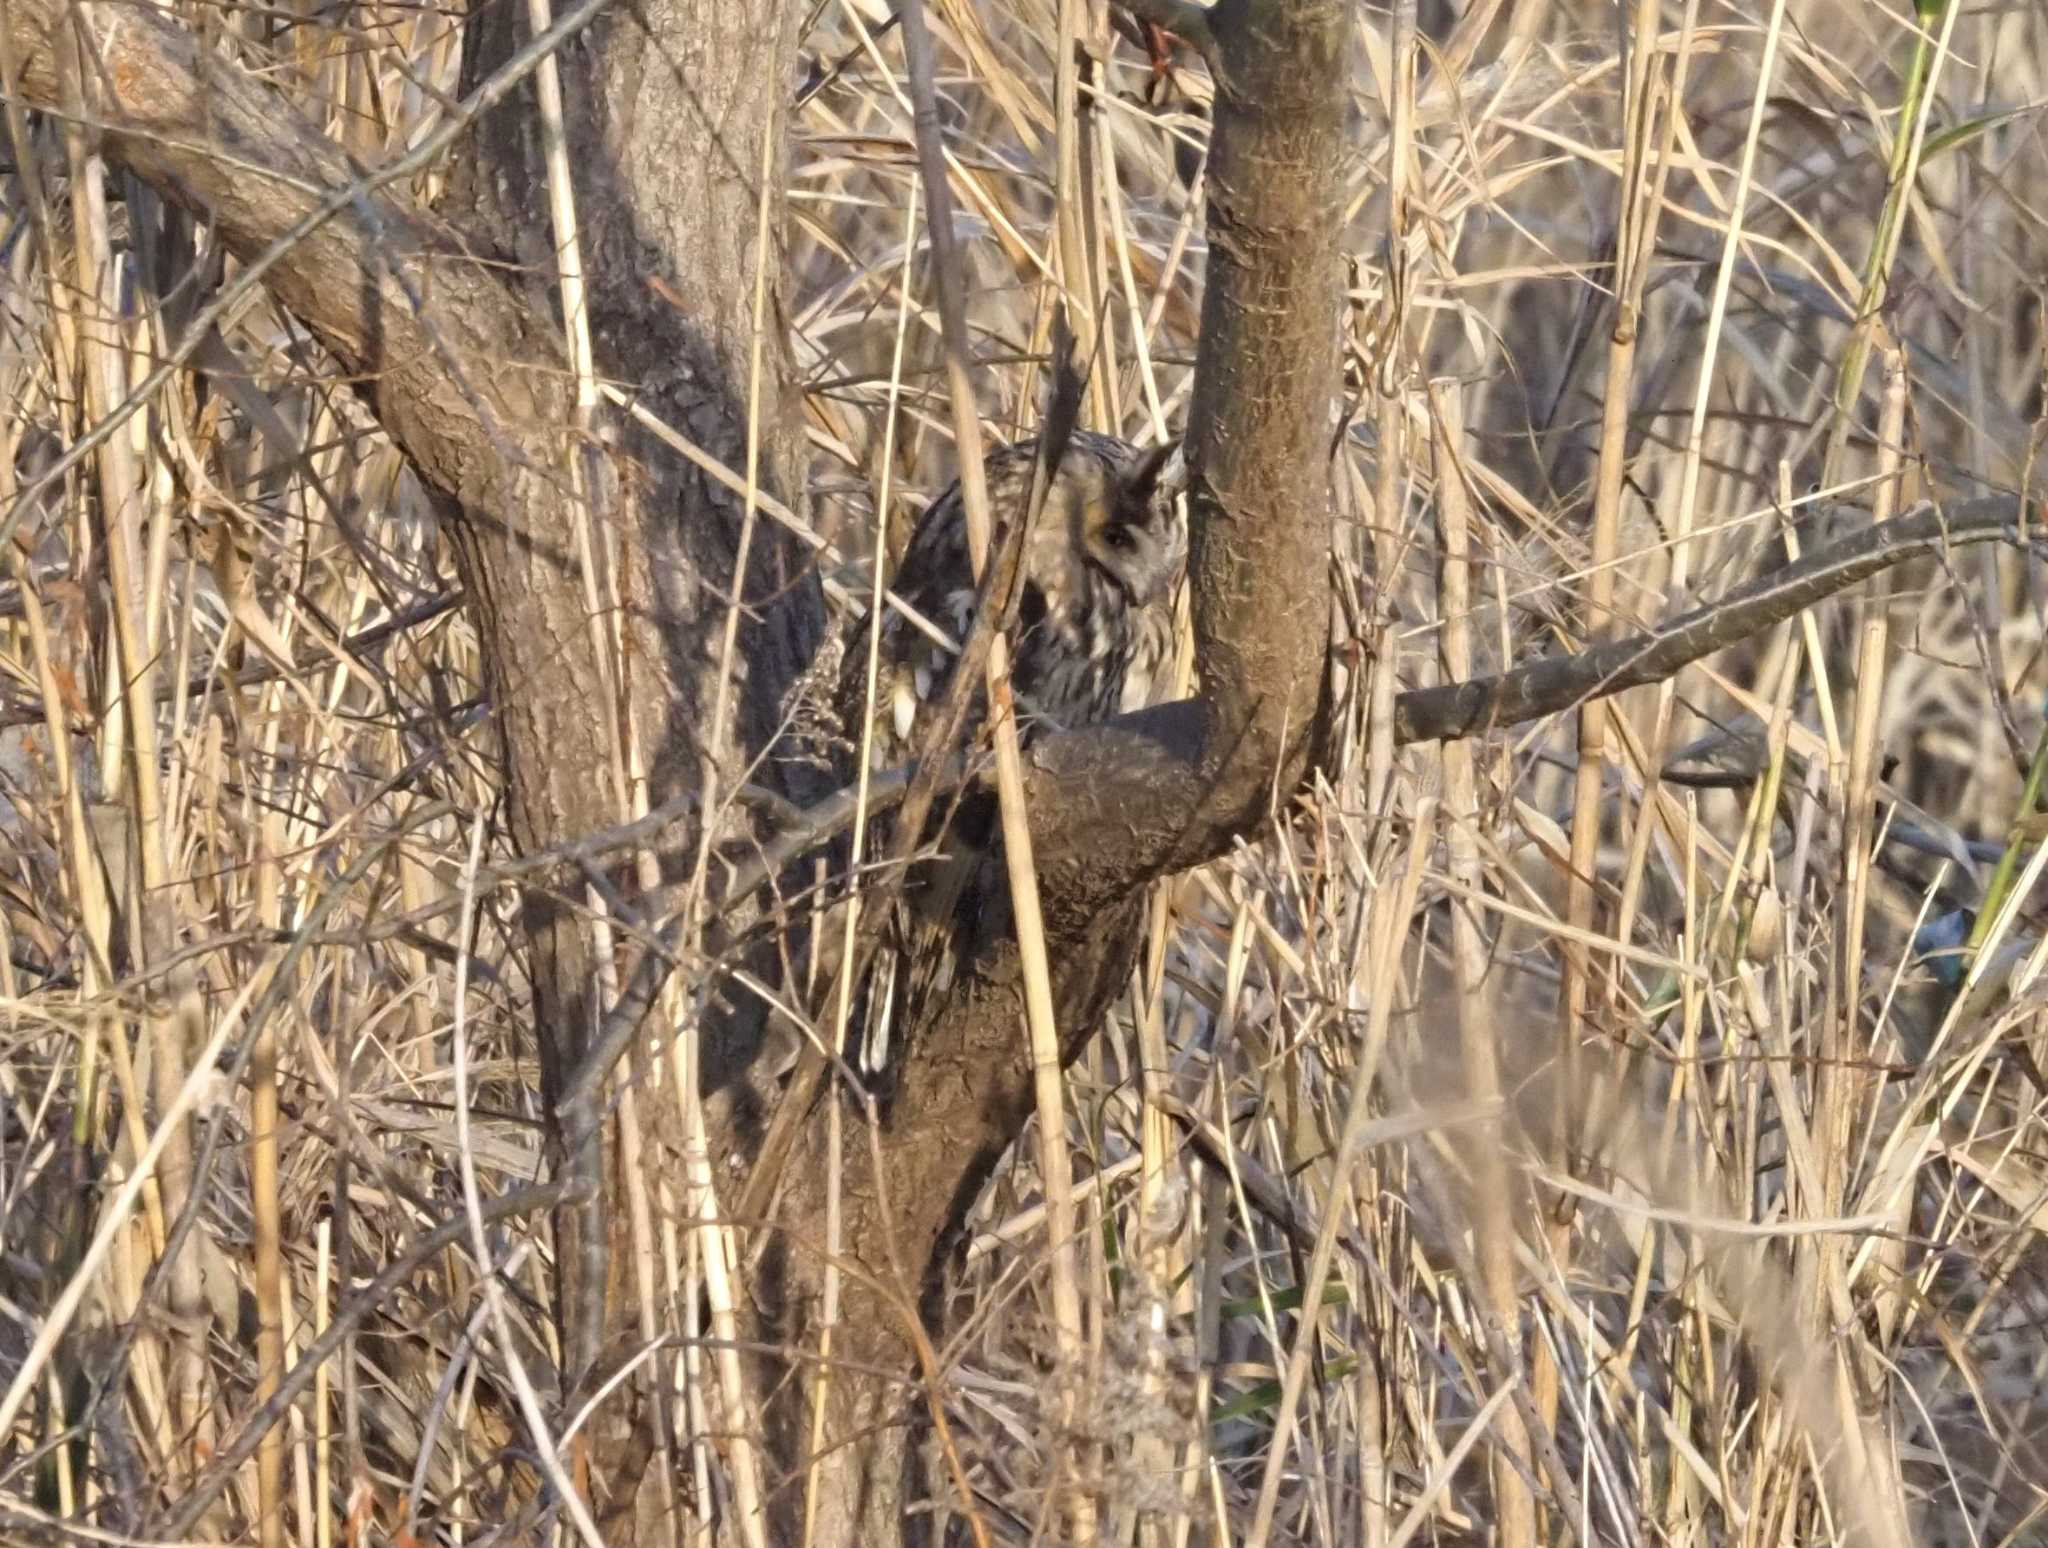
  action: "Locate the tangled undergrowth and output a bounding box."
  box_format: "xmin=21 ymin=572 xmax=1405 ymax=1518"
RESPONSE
xmin=4 ymin=1 xmax=2048 ymax=1543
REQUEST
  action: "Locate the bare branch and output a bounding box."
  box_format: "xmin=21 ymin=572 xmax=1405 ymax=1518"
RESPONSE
xmin=1394 ymin=496 xmax=2037 ymax=745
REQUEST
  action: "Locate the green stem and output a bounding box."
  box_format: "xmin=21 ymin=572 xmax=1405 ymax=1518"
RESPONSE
xmin=1824 ymin=1 xmax=1949 ymax=465
xmin=1964 ymin=714 xmax=2048 ymax=964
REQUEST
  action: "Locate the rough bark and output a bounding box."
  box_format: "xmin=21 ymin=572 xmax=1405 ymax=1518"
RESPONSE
xmin=447 ymin=0 xmax=819 ymax=1104
xmin=438 ymin=2 xmax=826 ymax=1536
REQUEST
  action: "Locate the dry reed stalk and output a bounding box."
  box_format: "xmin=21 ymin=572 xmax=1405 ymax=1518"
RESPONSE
xmin=1364 ymin=0 xmax=1416 ymax=818
xmin=1603 ymin=0 xmax=1702 ymax=958
xmin=596 ymin=921 xmax=681 ymax=1547
xmin=1430 ymin=382 xmax=1536 ymax=1548
xmin=60 ymin=34 xmax=221 ymax=1495
xmin=899 ymin=2 xmax=1095 ymax=1537
xmin=1811 ymin=353 xmax=1911 ymax=1368
xmin=1821 ymin=0 xmax=1963 ymax=487
xmin=251 ymin=723 xmax=291 ymax=1548
xmin=1121 ymin=896 xmax=1197 ymax=1548
xmin=448 ymin=808 xmax=605 ymax=1548
xmin=1053 ymin=0 xmax=1108 ymax=429
xmin=525 ymin=0 xmax=682 ymax=1525
xmin=312 ymin=1219 xmax=331 ymax=1548
xmin=802 ymin=172 xmax=921 ymax=1548
xmin=1556 ymin=2 xmax=1680 ymax=1465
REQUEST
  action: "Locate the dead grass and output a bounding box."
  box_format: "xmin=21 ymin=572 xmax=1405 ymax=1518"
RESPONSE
xmin=5 ymin=0 xmax=2048 ymax=1543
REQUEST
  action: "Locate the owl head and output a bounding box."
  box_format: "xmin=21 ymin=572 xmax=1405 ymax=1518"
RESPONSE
xmin=1084 ymin=440 xmax=1188 ymax=607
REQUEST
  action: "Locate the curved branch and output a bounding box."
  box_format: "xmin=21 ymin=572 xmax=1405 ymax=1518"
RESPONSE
xmin=1394 ymin=495 xmax=2035 ymax=744
xmin=963 ymin=496 xmax=2038 ymax=929
xmin=992 ymin=0 xmax=1352 ymax=925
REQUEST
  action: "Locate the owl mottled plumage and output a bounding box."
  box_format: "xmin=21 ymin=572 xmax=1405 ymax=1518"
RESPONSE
xmin=801 ymin=430 xmax=1188 ymax=1075
xmin=837 ymin=430 xmax=1186 ymax=768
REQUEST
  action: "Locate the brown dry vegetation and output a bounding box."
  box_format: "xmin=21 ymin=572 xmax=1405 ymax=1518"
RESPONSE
xmin=4 ymin=0 xmax=2048 ymax=1545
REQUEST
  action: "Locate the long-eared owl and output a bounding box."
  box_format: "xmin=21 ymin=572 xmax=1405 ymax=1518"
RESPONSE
xmin=806 ymin=430 xmax=1188 ymax=1076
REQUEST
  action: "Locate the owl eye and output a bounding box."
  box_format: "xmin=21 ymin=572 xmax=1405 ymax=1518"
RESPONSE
xmin=1103 ymin=525 xmax=1135 ymax=550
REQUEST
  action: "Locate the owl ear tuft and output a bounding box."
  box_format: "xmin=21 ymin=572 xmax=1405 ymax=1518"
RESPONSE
xmin=1125 ymin=440 xmax=1187 ymax=502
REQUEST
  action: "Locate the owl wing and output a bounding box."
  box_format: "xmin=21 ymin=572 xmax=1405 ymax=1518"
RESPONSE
xmin=1119 ymin=593 xmax=1181 ymax=714
xmin=823 ymin=443 xmax=1048 ymax=1076
xmin=832 ymin=440 xmax=1061 ymax=770
xmin=831 ymin=490 xmax=975 ymax=773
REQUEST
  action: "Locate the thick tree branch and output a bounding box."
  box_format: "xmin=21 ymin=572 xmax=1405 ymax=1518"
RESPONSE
xmin=1181 ymin=2 xmax=1350 ymax=792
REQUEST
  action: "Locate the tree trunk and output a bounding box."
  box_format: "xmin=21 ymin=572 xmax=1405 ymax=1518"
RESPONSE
xmin=448 ymin=0 xmax=818 ymax=1071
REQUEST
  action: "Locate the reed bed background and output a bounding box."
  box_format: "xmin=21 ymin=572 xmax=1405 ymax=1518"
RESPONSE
xmin=3 ymin=0 xmax=2047 ymax=1543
